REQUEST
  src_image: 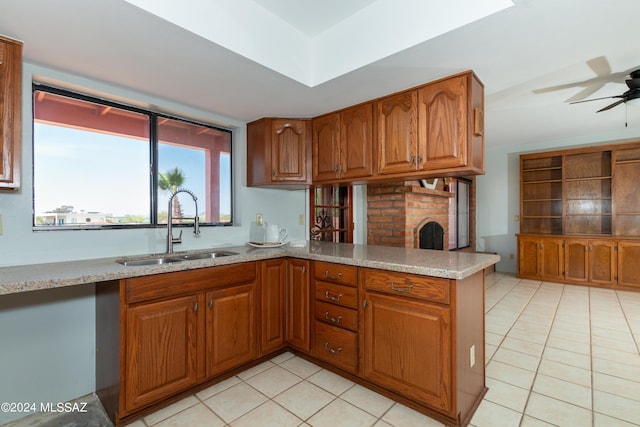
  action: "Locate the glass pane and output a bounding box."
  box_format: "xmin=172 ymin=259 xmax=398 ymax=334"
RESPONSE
xmin=33 ymin=91 xmax=151 ymax=227
xmin=457 ymin=180 xmax=470 ymax=248
xmin=157 ymin=118 xmax=232 ymax=224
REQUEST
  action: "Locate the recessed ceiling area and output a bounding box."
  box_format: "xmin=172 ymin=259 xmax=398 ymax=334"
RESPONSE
xmin=123 ymin=0 xmax=513 ymax=86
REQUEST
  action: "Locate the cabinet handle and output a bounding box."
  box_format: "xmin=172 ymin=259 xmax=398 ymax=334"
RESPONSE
xmin=417 ymin=155 xmax=423 ymax=164
xmin=325 ymin=291 xmax=342 ymax=302
xmin=410 ymin=154 xmax=416 ymax=165
xmin=272 ymin=169 xmax=276 ymax=176
xmin=390 ymin=281 xmax=414 ymax=293
xmin=324 ymin=342 xmax=343 ymax=355
xmin=302 ymin=265 xmax=306 ymax=274
xmin=193 ymin=303 xmax=198 ymax=313
xmin=324 ymin=312 xmax=343 ymax=324
xmin=325 ymin=271 xmax=342 ymax=281
xmin=209 ymin=300 xmax=213 ymax=309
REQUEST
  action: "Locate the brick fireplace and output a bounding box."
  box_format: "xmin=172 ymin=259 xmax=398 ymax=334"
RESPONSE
xmin=367 ymin=179 xmax=476 ymax=251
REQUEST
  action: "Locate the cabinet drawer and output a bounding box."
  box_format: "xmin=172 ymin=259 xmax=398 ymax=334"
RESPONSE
xmin=314 ymin=261 xmax=357 ymax=286
xmin=126 ymin=262 xmax=257 ymax=304
xmin=315 ymin=301 xmax=357 ymax=332
xmin=314 ymin=281 xmax=358 ymax=309
xmin=361 ymin=269 xmax=449 ymax=304
xmin=313 ymin=321 xmax=357 ymax=373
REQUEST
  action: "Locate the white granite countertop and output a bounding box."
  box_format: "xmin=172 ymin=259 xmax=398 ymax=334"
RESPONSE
xmin=0 ymin=242 xmax=500 ymax=295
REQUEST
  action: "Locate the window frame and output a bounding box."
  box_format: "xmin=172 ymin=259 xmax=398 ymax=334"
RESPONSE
xmin=31 ymin=83 xmax=234 ymax=230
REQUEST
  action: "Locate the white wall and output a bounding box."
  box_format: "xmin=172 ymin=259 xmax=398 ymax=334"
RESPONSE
xmin=0 ymin=63 xmax=307 ymax=423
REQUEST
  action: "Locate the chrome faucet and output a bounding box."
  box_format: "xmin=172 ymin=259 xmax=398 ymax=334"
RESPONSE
xmin=167 ymin=187 xmax=200 ymax=254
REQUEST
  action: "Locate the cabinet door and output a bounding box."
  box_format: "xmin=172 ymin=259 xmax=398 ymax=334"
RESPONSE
xmin=271 ymin=119 xmax=308 ymax=182
xmin=340 ymin=103 xmax=373 ymax=180
xmin=618 ymin=242 xmax=640 ymax=288
xmin=125 ymin=295 xmax=199 ymax=412
xmin=540 ymin=238 xmax=564 ymax=281
xmin=362 ymin=291 xmax=452 ymax=412
xmin=589 ymin=240 xmax=617 ymax=285
xmin=518 ymin=237 xmax=540 ymax=278
xmin=375 ymin=91 xmax=418 ymax=175
xmin=206 ymin=283 xmax=257 ymax=377
xmin=260 ymin=259 xmax=287 ymax=355
xmin=312 ymin=113 xmax=341 ymax=182
xmin=418 ymin=75 xmax=467 ymax=170
xmin=0 ymin=37 xmax=22 ymax=190
xmin=287 ymin=259 xmax=310 ymax=352
xmin=565 ymin=239 xmax=589 ymax=282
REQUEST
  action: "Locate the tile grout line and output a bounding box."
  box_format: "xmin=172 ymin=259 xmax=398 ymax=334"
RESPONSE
xmin=516 ymin=281 xmax=565 ymax=427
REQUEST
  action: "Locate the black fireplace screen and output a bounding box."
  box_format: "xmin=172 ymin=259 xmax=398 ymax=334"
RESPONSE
xmin=419 ymin=222 xmax=444 ymax=250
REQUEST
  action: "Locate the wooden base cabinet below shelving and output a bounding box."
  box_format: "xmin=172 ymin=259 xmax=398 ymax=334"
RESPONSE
xmin=518 ymin=235 xmax=640 ymax=290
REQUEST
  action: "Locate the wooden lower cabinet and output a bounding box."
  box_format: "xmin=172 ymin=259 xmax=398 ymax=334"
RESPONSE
xmin=124 ymin=295 xmax=199 ymax=413
xmin=260 ymin=259 xmax=287 ymax=355
xmin=98 ymin=259 xmax=488 ymax=427
xmin=287 ymin=258 xmax=311 ymax=351
xmin=518 ymin=235 xmax=640 ymax=289
xmin=618 ymin=241 xmax=640 ymax=288
xmin=359 ymin=268 xmax=486 ymax=426
xmin=362 ymin=290 xmax=451 ymax=412
xmin=565 ymin=239 xmax=616 ymax=285
xmin=206 ymin=283 xmax=258 ymax=377
xmin=518 ymin=236 xmax=564 ymax=281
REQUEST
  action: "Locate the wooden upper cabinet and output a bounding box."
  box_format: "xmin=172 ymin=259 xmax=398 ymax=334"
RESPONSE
xmin=375 ymin=71 xmax=484 ymax=178
xmin=247 ymin=118 xmax=310 ymax=189
xmin=341 ymin=103 xmax=373 ymax=180
xmin=375 ymin=91 xmax=418 ymax=175
xmin=312 ymin=103 xmax=373 ymax=183
xmin=418 ymin=75 xmax=467 ymax=170
xmin=0 ymin=36 xmax=22 ymax=191
xmin=312 ymin=113 xmax=341 ymax=182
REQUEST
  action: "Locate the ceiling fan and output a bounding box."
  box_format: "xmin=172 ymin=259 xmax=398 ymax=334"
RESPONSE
xmin=570 ymin=69 xmax=640 ymax=112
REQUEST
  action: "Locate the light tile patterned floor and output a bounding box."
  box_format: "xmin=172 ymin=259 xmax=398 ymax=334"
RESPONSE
xmin=11 ymin=272 xmax=640 ymax=426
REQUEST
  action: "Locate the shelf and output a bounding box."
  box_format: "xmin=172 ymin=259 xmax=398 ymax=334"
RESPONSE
xmin=565 ymin=176 xmax=611 ymax=182
xmin=523 ymin=198 xmax=562 ymax=202
xmin=523 ymin=179 xmax=562 ymax=184
xmin=522 ymin=216 xmax=562 ymax=219
xmin=522 ymin=166 xmax=562 ymax=172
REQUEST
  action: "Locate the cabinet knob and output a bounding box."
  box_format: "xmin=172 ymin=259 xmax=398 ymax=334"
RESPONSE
xmin=410 ymin=155 xmax=416 ymax=165
xmin=193 ymin=303 xmax=198 ymax=313
xmin=209 ymin=300 xmax=213 ymax=309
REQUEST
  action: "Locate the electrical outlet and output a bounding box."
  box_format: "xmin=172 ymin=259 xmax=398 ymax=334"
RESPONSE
xmin=256 ymin=213 xmax=263 ymax=226
xmin=514 ymin=215 xmax=520 ymax=222
xmin=470 ymin=345 xmax=475 ymax=368
xmin=299 ymin=214 xmax=305 ymax=225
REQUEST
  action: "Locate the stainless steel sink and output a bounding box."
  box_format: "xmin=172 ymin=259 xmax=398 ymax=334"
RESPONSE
xmin=179 ymin=250 xmax=238 ymax=261
xmin=116 ymin=250 xmax=238 ymax=266
xmin=117 ymin=257 xmax=184 ymax=266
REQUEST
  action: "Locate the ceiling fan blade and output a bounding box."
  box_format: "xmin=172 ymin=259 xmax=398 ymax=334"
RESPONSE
xmin=586 ymin=56 xmax=612 ymax=77
xmin=597 ymin=99 xmax=625 ymax=112
xmin=570 ymin=95 xmax=619 ymax=105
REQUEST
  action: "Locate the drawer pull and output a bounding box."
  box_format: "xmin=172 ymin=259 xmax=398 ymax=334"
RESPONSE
xmin=324 ymin=312 xmax=343 ymax=324
xmin=324 ymin=342 xmax=343 ymax=355
xmin=325 ymin=271 xmax=343 ymax=281
xmin=390 ymin=281 xmax=414 ymax=293
xmin=324 ymin=291 xmax=342 ymax=302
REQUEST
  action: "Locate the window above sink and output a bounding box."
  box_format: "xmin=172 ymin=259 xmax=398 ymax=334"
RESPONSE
xmin=32 ymin=85 xmax=234 ymax=231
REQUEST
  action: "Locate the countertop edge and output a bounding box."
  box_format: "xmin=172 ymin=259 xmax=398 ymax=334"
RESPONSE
xmin=0 ymin=243 xmax=500 ymax=295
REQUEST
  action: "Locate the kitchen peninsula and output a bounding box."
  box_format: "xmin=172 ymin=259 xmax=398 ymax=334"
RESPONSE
xmin=0 ymin=242 xmax=498 ymax=427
